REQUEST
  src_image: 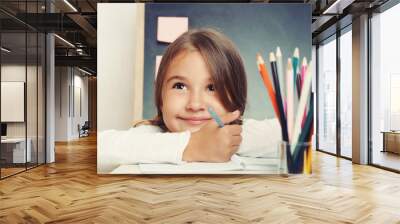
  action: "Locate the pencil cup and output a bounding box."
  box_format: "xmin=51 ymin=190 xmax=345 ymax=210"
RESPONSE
xmin=278 ymin=141 xmax=312 ymax=174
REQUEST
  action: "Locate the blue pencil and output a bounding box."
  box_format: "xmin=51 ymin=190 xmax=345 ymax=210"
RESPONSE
xmin=270 ymin=52 xmax=289 ymax=142
xmin=208 ymin=107 xmax=224 ymax=128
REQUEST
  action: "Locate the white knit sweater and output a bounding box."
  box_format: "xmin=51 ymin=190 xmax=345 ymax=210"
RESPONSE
xmin=98 ymin=118 xmax=281 ymax=173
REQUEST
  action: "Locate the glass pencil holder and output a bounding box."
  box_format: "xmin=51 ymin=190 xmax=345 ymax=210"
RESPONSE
xmin=278 ymin=141 xmax=312 ymax=174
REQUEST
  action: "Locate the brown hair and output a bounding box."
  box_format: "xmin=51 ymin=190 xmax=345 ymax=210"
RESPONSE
xmin=150 ymin=28 xmax=247 ymax=131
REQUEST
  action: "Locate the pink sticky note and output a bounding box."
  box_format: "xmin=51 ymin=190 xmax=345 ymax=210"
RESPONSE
xmin=157 ymin=17 xmax=188 ymax=43
xmin=155 ymin=55 xmax=163 ymax=79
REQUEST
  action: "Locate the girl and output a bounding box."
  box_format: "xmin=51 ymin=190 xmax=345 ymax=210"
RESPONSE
xmin=99 ymin=28 xmax=281 ymax=173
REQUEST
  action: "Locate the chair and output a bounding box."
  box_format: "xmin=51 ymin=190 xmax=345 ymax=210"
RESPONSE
xmin=79 ymin=121 xmax=90 ymax=138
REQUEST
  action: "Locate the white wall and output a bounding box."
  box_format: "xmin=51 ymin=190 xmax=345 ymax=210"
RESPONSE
xmin=55 ymin=67 xmax=69 ymax=141
xmin=97 ymin=3 xmax=144 ymax=132
xmin=55 ymin=67 xmax=89 ymax=141
xmin=73 ymin=72 xmax=89 ymax=137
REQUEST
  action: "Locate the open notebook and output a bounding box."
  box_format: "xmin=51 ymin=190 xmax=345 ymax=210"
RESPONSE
xmin=111 ymin=154 xmax=281 ymax=174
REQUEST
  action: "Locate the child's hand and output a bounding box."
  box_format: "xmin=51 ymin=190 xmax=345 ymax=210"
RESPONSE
xmin=182 ymin=110 xmax=242 ymax=162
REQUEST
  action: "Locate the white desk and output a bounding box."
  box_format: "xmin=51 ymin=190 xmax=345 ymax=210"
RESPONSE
xmin=1 ymin=138 xmax=31 ymax=163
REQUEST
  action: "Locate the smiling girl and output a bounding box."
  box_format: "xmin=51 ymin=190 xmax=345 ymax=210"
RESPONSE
xmin=99 ymin=28 xmax=281 ymax=173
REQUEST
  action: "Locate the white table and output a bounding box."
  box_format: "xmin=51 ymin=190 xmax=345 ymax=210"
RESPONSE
xmin=1 ymin=138 xmax=31 ymax=163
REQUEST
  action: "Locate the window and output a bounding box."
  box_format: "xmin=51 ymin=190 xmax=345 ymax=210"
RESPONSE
xmin=371 ymin=2 xmax=400 ymax=171
xmin=0 ymin=1 xmax=47 ymax=179
xmin=317 ymin=36 xmax=337 ymax=154
xmin=339 ymin=28 xmax=352 ymax=158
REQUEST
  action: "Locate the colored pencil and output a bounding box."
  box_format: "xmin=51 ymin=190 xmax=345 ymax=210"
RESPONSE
xmin=276 ymin=47 xmax=286 ymax=104
xmin=301 ymin=57 xmax=308 ymax=127
xmin=292 ymin=48 xmax=300 ymax=86
xmin=303 ymin=93 xmax=314 ymax=174
xmin=270 ymin=52 xmax=289 ymax=142
xmin=256 ymin=54 xmax=280 ymax=120
xmin=291 ymin=63 xmax=312 ymax=149
xmin=296 ymin=73 xmax=301 ymax=99
xmin=286 ymin=58 xmax=294 ymax=142
xmin=293 ymin=95 xmax=314 ymax=162
xmin=208 ymin=107 xmax=224 ymax=128
xmin=300 ymin=57 xmax=307 ymax=88
xmin=303 ymin=122 xmax=313 ymax=174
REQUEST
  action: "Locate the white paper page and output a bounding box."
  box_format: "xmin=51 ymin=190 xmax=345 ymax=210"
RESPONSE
xmin=231 ymin=154 xmax=280 ymax=171
xmin=110 ymin=165 xmax=142 ymax=174
xmin=231 ymin=155 xmax=280 ymax=166
xmin=139 ymin=160 xmax=243 ymax=174
xmin=110 ymin=154 xmax=281 ymax=174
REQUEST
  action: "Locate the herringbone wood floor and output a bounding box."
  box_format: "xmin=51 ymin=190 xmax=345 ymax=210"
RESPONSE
xmin=1 ymin=134 xmax=400 ymax=223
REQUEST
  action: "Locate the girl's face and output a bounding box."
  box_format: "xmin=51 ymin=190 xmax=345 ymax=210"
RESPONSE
xmin=161 ymin=50 xmax=229 ymax=132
